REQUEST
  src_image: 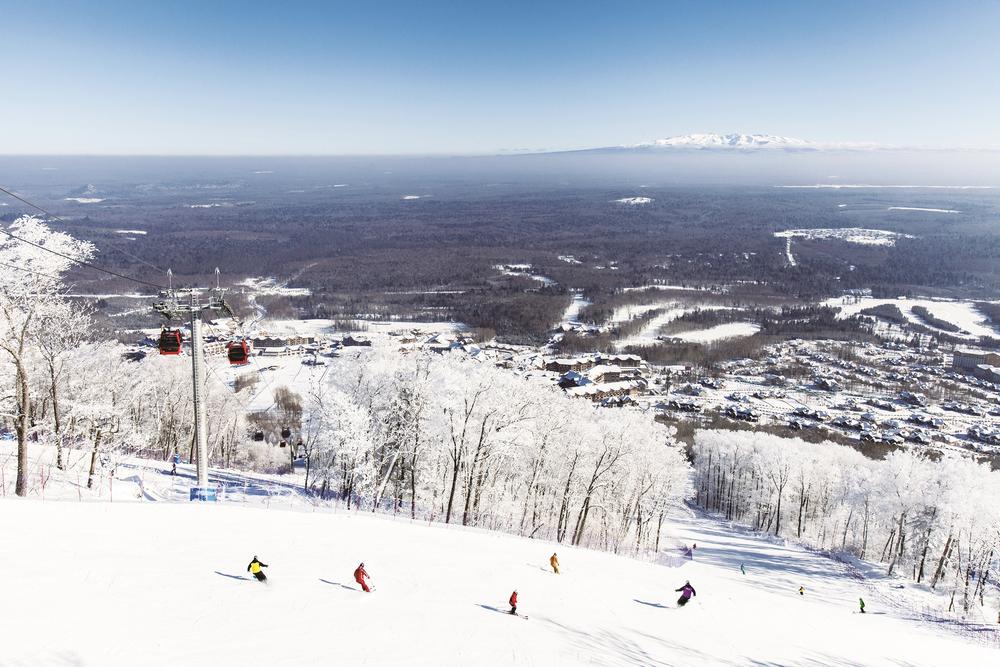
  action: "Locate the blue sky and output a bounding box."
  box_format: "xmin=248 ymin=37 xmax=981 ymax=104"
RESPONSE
xmin=2 ymin=0 xmax=998 ymax=154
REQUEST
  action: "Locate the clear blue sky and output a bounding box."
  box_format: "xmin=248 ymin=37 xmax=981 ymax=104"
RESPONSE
xmin=2 ymin=0 xmax=998 ymax=155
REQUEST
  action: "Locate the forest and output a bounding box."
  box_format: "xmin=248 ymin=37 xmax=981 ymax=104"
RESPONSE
xmin=0 ymin=215 xmax=690 ymax=556
xmin=691 ymin=430 xmax=999 ymax=615
xmin=4 ymin=168 xmax=1000 ymax=343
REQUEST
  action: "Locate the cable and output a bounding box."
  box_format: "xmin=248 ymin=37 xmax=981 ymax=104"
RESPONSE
xmin=0 ymin=184 xmax=170 ymax=278
xmin=0 ymin=259 xmax=65 ymax=282
xmin=0 ymin=222 xmax=165 ymax=290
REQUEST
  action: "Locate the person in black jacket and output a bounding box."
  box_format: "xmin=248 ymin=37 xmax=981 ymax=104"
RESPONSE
xmin=247 ymin=556 xmax=268 ymax=582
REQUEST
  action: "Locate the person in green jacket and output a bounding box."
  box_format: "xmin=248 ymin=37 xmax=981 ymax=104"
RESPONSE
xmin=859 ymin=598 xmax=866 ymax=614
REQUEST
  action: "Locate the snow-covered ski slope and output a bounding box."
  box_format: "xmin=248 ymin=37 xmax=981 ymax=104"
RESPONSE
xmin=2 ymin=497 xmax=996 ymax=666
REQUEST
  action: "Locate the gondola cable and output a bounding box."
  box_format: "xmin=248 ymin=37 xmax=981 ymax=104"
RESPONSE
xmin=0 ymin=184 xmax=169 ymax=275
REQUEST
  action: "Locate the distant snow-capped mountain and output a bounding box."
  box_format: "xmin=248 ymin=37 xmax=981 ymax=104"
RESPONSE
xmin=616 ymin=133 xmax=826 ymax=152
xmin=638 ymin=133 xmax=812 ymax=149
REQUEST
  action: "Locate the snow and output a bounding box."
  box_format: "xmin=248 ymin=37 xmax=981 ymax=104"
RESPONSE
xmin=235 ymin=276 xmax=312 ymax=297
xmin=637 ymin=133 xmax=812 ymax=149
xmin=557 ymin=254 xmax=582 ymax=264
xmin=783 ymin=237 xmax=798 ymax=266
xmin=63 ymin=197 xmax=105 ymax=203
xmin=888 ymin=206 xmax=961 ymax=214
xmin=775 ymin=228 xmax=914 ymax=247
xmin=621 ymin=284 xmax=708 ymax=293
xmin=671 ymin=322 xmax=760 ymax=343
xmin=252 ymin=170 xmax=274 ymax=174
xmin=614 ymin=197 xmax=653 ymax=205
xmin=402 ymin=195 xmax=422 ymax=200
xmin=827 ymin=297 xmax=1000 ymax=339
xmin=495 ymin=264 xmax=557 ymax=286
xmin=0 ymin=492 xmax=994 ymax=666
xmin=114 ymin=229 xmax=148 ymax=235
xmin=558 ymin=291 xmax=591 ymax=327
xmin=189 ymin=203 xmax=227 ymax=208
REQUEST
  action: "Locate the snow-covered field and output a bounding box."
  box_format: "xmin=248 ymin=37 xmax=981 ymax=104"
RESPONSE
xmin=614 ymin=305 xmax=733 ymax=349
xmin=621 ymin=284 xmax=709 ymax=293
xmin=887 ymin=206 xmax=961 ymax=214
xmin=671 ymin=322 xmax=760 ymax=343
xmin=1 ymin=491 xmax=995 ymax=666
xmin=235 ymin=276 xmax=312 ymax=297
xmin=558 ymin=291 xmax=590 ymax=327
xmin=775 ymin=228 xmax=913 ymax=246
xmin=827 ymin=297 xmax=1000 ymax=339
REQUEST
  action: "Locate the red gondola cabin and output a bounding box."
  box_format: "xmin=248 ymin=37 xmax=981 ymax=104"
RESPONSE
xmin=227 ymin=340 xmax=250 ymax=365
xmin=158 ymin=329 xmax=182 ymax=355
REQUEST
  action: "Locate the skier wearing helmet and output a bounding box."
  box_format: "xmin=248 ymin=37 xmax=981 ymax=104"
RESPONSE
xmin=675 ymin=581 xmax=696 ymax=607
xmin=354 ymin=562 xmax=371 ymax=592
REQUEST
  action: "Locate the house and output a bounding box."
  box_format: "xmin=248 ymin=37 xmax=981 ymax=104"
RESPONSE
xmin=587 ymin=364 xmax=622 ymax=383
xmin=544 ymin=356 xmax=598 ymax=374
xmin=342 ymin=335 xmax=372 ymax=347
xmin=565 ymin=379 xmax=645 ymax=402
xmin=599 ymin=353 xmax=642 ymax=368
xmin=558 ymin=371 xmax=589 ymax=388
xmin=953 ymin=348 xmax=1000 ymax=371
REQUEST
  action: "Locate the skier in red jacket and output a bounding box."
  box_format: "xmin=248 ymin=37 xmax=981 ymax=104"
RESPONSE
xmin=509 ymin=590 xmax=518 ymax=615
xmin=354 ymin=562 xmax=371 ymax=592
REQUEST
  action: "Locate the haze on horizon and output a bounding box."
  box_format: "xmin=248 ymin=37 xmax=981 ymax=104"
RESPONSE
xmin=2 ymin=0 xmax=999 ymax=156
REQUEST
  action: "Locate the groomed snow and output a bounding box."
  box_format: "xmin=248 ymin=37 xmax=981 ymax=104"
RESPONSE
xmin=621 ymin=284 xmax=709 ymax=293
xmin=775 ymin=228 xmax=914 ymax=247
xmin=558 ymin=291 xmax=591 ymax=327
xmin=671 ymin=322 xmax=760 ymax=343
xmin=614 ymin=305 xmax=732 ymax=348
xmin=1 ymin=497 xmax=995 ymax=666
xmin=887 ymin=206 xmax=961 ymax=214
xmin=235 ymin=276 xmax=312 ymax=297
xmin=827 ymin=297 xmax=1000 ymax=339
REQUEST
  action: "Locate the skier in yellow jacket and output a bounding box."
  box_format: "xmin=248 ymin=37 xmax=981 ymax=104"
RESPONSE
xmin=550 ymin=552 xmax=560 ymax=574
xmin=247 ymin=556 xmax=268 ymax=583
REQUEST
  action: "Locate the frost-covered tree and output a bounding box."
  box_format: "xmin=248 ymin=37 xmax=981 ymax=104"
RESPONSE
xmin=0 ymin=216 xmax=93 ymax=496
xmin=691 ymin=429 xmax=1000 ymax=617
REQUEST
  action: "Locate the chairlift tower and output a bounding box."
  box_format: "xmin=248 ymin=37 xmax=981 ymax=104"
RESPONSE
xmin=153 ymin=269 xmax=232 ymax=501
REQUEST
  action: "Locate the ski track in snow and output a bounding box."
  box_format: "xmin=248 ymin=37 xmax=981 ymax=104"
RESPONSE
xmin=784 ymin=237 xmax=798 ymax=266
xmin=827 ymin=296 xmax=1000 ymax=339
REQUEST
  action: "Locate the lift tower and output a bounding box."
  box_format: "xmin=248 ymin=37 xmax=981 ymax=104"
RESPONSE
xmin=153 ymin=279 xmax=231 ymax=501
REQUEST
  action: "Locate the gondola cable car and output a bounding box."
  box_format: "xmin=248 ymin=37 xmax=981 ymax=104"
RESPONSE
xmin=158 ymin=329 xmax=182 ymax=355
xmin=227 ymin=339 xmax=250 ymax=365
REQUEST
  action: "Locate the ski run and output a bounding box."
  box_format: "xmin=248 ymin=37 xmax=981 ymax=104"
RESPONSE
xmin=0 ymin=465 xmax=997 ymax=666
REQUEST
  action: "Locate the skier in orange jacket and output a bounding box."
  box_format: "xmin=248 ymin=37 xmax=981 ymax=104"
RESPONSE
xmin=550 ymin=553 xmax=560 ymax=574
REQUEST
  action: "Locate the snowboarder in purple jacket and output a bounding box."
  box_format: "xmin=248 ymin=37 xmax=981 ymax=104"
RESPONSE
xmin=676 ymin=581 xmax=696 ymax=607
